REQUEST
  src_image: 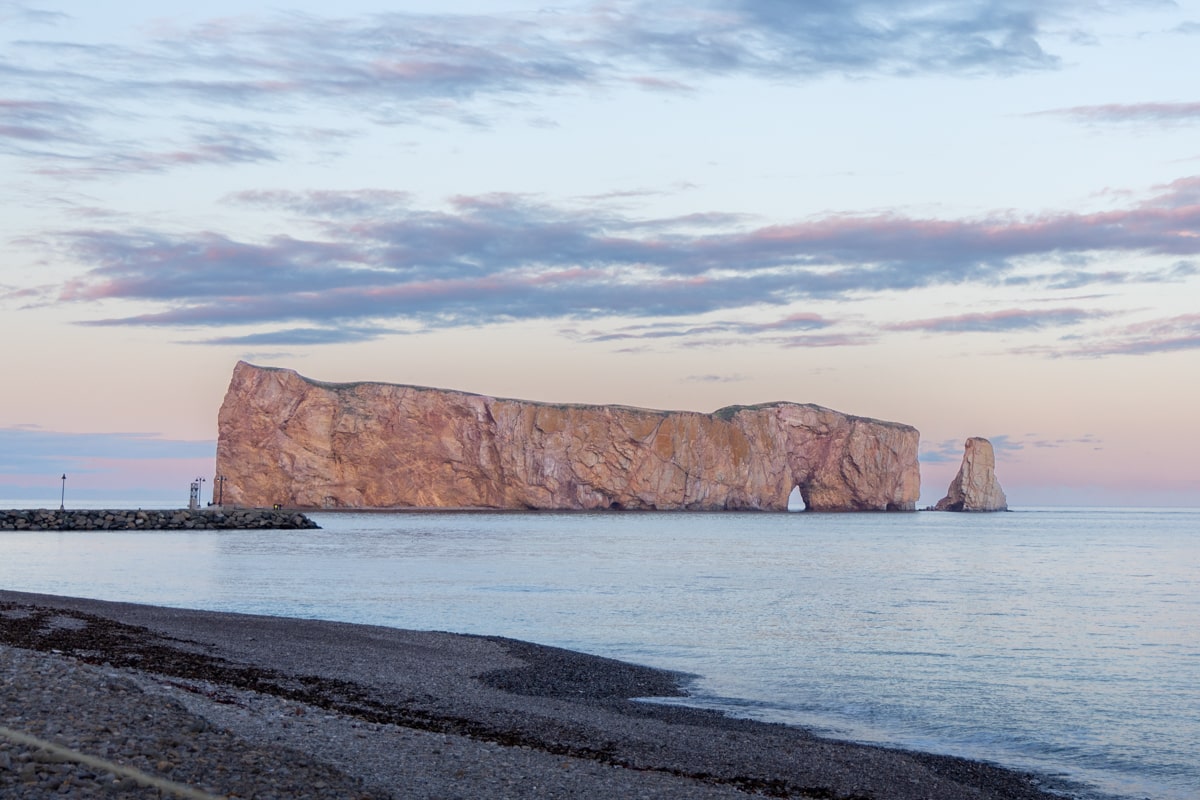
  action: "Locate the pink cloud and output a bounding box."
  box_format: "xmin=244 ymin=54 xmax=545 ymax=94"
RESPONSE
xmin=628 ymin=75 xmax=694 ymax=92
xmin=887 ymin=307 xmax=1103 ymax=333
xmin=1064 ymin=313 xmax=1200 ymax=356
xmin=45 ymin=179 xmax=1200 ymax=349
xmin=1034 ymin=101 xmax=1200 ymax=125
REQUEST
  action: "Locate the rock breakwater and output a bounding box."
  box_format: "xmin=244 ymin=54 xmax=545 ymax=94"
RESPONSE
xmin=0 ymin=508 xmax=319 ymax=531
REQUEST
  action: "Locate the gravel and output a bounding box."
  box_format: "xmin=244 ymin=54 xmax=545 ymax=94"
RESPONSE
xmin=0 ymin=590 xmax=1072 ymax=800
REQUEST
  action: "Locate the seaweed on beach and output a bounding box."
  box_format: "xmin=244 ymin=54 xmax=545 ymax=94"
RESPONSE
xmin=0 ymin=602 xmax=878 ymax=799
xmin=2 ymin=600 xmax=1066 ymax=800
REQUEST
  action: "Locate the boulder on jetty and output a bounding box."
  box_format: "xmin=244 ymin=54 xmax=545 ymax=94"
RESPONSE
xmin=0 ymin=508 xmax=318 ymax=531
xmin=215 ymin=361 xmax=921 ymax=512
xmin=933 ymin=437 xmax=1008 ymax=512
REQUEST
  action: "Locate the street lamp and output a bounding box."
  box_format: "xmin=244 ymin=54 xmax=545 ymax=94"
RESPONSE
xmin=197 ymin=476 xmax=206 ymax=506
xmin=215 ymin=475 xmax=226 ymax=506
xmin=60 ymin=474 xmax=66 ymax=511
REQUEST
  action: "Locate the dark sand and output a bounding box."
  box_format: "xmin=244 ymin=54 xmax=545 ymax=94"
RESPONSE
xmin=0 ymin=590 xmax=1071 ymax=799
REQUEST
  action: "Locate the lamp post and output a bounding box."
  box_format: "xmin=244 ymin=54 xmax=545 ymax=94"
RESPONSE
xmin=60 ymin=474 xmax=66 ymax=511
xmin=215 ymin=475 xmax=226 ymax=506
xmin=197 ymin=476 xmax=206 ymax=506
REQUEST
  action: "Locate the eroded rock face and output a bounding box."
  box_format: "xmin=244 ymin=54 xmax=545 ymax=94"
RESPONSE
xmin=215 ymin=362 xmax=921 ymax=511
xmin=934 ymin=437 xmax=1008 ymax=512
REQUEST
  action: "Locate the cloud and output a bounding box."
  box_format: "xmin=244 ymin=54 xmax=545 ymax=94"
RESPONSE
xmin=683 ymin=373 xmax=750 ymax=383
xmin=30 ymin=177 xmax=1197 ymax=346
xmin=1059 ymin=312 xmax=1200 ymax=356
xmin=0 ymin=93 xmax=292 ymax=177
xmin=0 ymin=2 xmax=68 ymax=27
xmin=1034 ymin=101 xmax=1200 ymax=125
xmin=985 ymin=434 xmax=1023 ymax=455
xmin=920 ymin=439 xmax=968 ymax=464
xmin=0 ymin=1 xmax=1151 ymax=183
xmin=886 ymin=307 xmax=1106 ymax=333
xmin=233 ymin=189 xmax=414 ymax=218
xmin=921 ymin=432 xmax=1101 ymax=465
xmin=1036 ymin=260 xmax=1197 ymax=290
xmin=705 ymin=0 xmax=1062 ymax=76
xmin=31 ymin=128 xmax=282 ymax=178
xmin=0 ymin=426 xmax=215 ymax=475
xmin=566 ymin=313 xmax=832 ymax=344
xmin=0 ymin=426 xmax=217 ymax=501
xmin=31 ymin=1 xmax=1073 ymax=102
xmin=772 ymin=332 xmax=878 ymax=348
xmin=200 ymin=325 xmax=397 ymax=346
xmin=0 ymin=98 xmax=92 ymax=146
xmin=0 ymin=2 xmax=1106 ymax=150
xmin=1026 ymin=433 xmax=1102 ymax=449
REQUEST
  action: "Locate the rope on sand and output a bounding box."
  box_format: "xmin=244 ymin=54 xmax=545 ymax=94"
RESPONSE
xmin=0 ymin=724 xmax=228 ymax=800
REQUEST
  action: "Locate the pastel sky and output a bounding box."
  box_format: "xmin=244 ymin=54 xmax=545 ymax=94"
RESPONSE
xmin=3 ymin=0 xmax=1198 ymax=507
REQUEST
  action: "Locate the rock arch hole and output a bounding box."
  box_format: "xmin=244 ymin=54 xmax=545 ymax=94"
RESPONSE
xmin=787 ymin=485 xmax=807 ymax=512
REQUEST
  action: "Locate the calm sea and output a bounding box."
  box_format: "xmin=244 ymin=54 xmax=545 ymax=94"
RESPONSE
xmin=1 ymin=506 xmax=1196 ymax=800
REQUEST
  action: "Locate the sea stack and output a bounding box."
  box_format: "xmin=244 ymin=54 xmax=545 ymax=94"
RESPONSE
xmin=934 ymin=437 xmax=1008 ymax=512
xmin=214 ymin=362 xmax=921 ymax=512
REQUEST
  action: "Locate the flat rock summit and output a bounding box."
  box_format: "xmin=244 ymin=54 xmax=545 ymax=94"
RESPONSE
xmin=216 ymin=362 xmax=921 ymax=512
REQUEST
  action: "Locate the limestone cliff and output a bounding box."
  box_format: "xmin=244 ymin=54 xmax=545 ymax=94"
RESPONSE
xmin=215 ymin=362 xmax=921 ymax=512
xmin=934 ymin=437 xmax=1008 ymax=512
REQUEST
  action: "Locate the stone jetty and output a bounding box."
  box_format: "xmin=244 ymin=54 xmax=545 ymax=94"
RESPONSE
xmin=0 ymin=508 xmax=319 ymax=531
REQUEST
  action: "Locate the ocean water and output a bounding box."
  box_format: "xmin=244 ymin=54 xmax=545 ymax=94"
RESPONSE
xmin=1 ymin=507 xmax=1196 ymax=800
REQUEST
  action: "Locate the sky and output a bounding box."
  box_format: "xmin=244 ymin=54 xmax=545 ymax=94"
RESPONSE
xmin=2 ymin=0 xmax=1199 ymax=507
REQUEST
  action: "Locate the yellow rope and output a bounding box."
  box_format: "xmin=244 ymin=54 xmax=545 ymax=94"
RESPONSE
xmin=0 ymin=724 xmax=229 ymax=800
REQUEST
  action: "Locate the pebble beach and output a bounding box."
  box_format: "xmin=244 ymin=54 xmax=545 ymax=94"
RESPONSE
xmin=1 ymin=589 xmax=1067 ymax=799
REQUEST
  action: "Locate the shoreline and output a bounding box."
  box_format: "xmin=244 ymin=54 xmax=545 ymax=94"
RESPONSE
xmin=0 ymin=590 xmax=1072 ymax=800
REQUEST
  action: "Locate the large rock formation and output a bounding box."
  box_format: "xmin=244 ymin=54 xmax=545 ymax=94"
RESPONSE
xmin=215 ymin=362 xmax=921 ymax=512
xmin=934 ymin=437 xmax=1008 ymax=512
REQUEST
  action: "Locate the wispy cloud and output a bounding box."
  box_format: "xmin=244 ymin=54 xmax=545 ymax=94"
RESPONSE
xmin=0 ymin=2 xmax=69 ymax=27
xmin=1034 ymin=101 xmax=1200 ymax=125
xmin=201 ymin=325 xmax=399 ymax=346
xmin=1037 ymin=260 xmax=1197 ymax=290
xmin=921 ymin=431 xmax=1103 ymax=465
xmin=21 ymin=1 xmax=1074 ymax=102
xmin=1025 ymin=433 xmax=1102 ymax=449
xmin=920 ymin=439 xmax=969 ymax=464
xmin=683 ymin=373 xmax=750 ymax=383
xmin=569 ymin=0 xmax=1069 ymax=83
xmin=0 ymin=1 xmax=1112 ymax=179
xmin=886 ymin=307 xmax=1107 ymax=333
xmin=566 ymin=313 xmax=832 ymax=344
xmin=20 ymin=177 xmax=1195 ymax=349
xmin=0 ymin=98 xmax=91 ymax=145
xmin=0 ymin=426 xmax=215 ymax=475
xmin=1058 ymin=312 xmax=1200 ymax=356
xmin=31 ymin=128 xmax=282 ymax=178
xmin=0 ymin=425 xmax=216 ymax=500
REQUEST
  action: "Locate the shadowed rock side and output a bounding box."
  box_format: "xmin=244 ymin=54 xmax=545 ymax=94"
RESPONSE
xmin=215 ymin=362 xmax=920 ymax=512
xmin=934 ymin=437 xmax=1008 ymax=512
